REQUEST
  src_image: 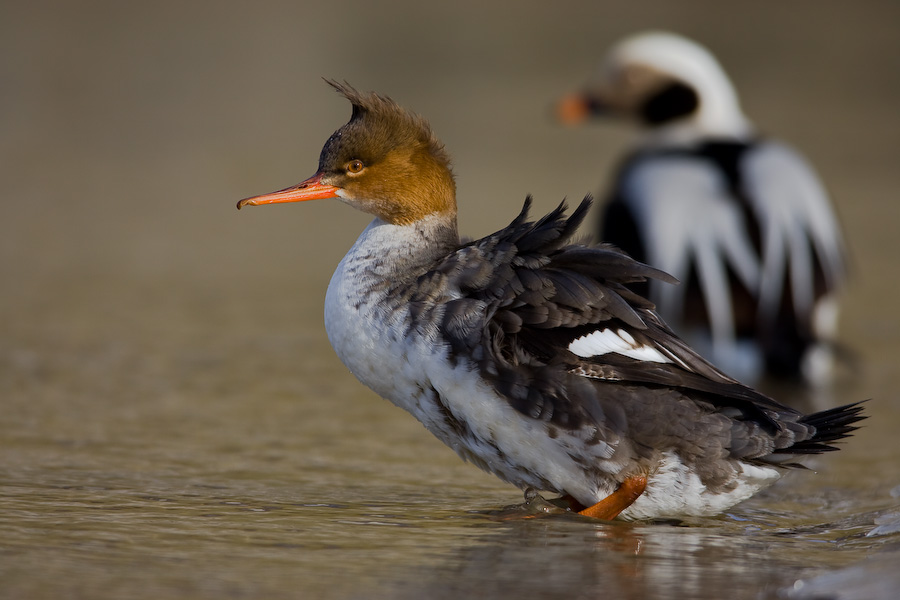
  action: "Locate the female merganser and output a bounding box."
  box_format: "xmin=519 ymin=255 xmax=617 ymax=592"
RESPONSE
xmin=557 ymin=31 xmax=847 ymax=384
xmin=237 ymin=81 xmax=863 ymax=521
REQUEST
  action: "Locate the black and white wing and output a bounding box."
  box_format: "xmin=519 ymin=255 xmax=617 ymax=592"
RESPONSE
xmin=742 ymin=141 xmax=846 ymax=330
xmin=602 ymin=149 xmax=761 ymax=355
xmin=601 ymin=141 xmax=847 ymax=378
xmin=428 ymin=197 xmax=862 ymax=463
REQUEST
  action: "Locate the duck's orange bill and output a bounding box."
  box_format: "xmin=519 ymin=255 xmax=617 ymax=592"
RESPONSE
xmin=236 ymin=173 xmax=339 ymax=209
xmin=556 ymin=93 xmax=590 ymax=126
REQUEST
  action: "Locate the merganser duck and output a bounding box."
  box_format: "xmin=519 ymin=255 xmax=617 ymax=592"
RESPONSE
xmin=237 ymin=80 xmax=864 ymax=521
xmin=557 ymin=31 xmax=847 ymax=384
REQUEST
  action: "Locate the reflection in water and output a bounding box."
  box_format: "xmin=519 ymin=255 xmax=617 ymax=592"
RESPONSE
xmin=392 ymin=508 xmax=900 ymax=600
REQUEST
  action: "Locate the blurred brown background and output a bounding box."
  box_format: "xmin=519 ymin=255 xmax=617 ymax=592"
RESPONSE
xmin=4 ymin=2 xmax=897 ymax=316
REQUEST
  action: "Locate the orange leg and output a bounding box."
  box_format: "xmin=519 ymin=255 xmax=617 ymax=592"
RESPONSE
xmin=578 ymin=475 xmax=647 ymax=520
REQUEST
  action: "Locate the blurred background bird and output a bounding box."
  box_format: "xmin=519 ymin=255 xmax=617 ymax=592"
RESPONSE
xmin=557 ymin=31 xmax=847 ymax=386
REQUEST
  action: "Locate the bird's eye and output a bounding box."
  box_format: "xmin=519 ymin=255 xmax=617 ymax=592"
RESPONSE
xmin=346 ymin=160 xmax=365 ymax=174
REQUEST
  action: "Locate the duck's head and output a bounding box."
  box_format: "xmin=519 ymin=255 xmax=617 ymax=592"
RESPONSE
xmin=238 ymin=80 xmax=457 ymax=226
xmin=557 ymin=31 xmax=748 ymax=136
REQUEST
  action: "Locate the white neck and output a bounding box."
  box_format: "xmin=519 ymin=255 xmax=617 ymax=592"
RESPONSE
xmin=642 ymin=113 xmax=754 ymax=148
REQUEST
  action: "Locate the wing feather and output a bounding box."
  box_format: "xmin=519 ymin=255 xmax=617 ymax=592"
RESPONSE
xmin=429 ymin=196 xmax=800 ymax=436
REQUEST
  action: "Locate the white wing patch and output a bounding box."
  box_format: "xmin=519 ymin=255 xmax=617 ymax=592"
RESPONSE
xmin=568 ymin=328 xmax=673 ymax=364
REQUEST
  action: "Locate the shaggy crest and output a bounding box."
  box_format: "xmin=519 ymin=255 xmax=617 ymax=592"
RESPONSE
xmin=324 ymin=79 xmax=454 ymax=177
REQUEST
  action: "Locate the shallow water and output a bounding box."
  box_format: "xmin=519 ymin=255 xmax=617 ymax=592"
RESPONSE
xmin=3 ymin=1 xmax=900 ymax=599
xmin=3 ymin=323 xmax=899 ymax=600
xmin=4 ymin=317 xmax=899 ymax=600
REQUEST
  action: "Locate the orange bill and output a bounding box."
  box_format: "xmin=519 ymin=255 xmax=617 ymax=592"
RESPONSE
xmin=556 ymin=93 xmax=591 ymax=125
xmin=237 ymin=173 xmax=339 ymax=210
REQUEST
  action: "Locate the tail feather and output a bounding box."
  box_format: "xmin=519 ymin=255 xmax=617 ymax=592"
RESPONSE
xmin=775 ymin=401 xmax=867 ymax=455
